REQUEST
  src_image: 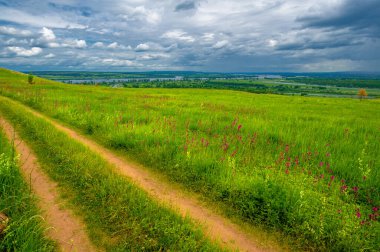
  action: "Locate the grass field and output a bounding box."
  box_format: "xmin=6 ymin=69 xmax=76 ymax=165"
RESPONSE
xmin=0 ymin=128 xmax=55 ymax=251
xmin=0 ymin=95 xmax=221 ymax=250
xmin=1 ymin=68 xmax=379 ymax=250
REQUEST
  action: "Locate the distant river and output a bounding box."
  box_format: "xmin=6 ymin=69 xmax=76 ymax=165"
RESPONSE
xmin=60 ymin=77 xmax=185 ymax=84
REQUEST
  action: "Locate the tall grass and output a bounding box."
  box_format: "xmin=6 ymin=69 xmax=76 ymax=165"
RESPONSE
xmin=1 ymin=68 xmax=379 ymax=250
xmin=0 ymin=129 xmax=55 ymax=251
xmin=0 ymin=97 xmax=222 ymax=251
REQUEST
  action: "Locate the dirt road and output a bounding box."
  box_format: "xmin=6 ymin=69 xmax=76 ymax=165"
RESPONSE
xmin=0 ymin=117 xmax=97 ymax=252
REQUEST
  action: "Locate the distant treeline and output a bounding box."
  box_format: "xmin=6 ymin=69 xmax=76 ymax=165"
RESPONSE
xmin=287 ymin=77 xmax=380 ymax=89
xmin=32 ymin=71 xmax=258 ymax=80
xmin=32 ymin=71 xmax=380 ymax=82
xmin=81 ymin=79 xmax=380 ymax=98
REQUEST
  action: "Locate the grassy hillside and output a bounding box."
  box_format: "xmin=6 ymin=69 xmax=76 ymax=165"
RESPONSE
xmin=0 ymin=72 xmax=221 ymax=250
xmin=1 ymin=68 xmax=379 ymax=250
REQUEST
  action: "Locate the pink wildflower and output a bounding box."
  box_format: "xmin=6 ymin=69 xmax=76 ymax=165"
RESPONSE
xmin=340 ymin=185 xmax=348 ymax=192
xmin=231 ymin=149 xmax=238 ymax=157
xmin=356 ymin=211 xmax=361 ymax=218
xmin=285 ymin=145 xmax=290 ymax=153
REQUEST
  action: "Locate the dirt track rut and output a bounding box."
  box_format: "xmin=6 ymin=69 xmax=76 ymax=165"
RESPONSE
xmin=0 ymin=117 xmax=96 ymax=252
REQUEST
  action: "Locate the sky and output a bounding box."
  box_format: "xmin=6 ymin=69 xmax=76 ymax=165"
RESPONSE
xmin=0 ymin=0 xmax=379 ymax=72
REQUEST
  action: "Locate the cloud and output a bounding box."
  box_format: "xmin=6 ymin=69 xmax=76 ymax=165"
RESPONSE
xmin=0 ymin=0 xmax=379 ymax=72
xmin=92 ymin=42 xmax=104 ymax=48
xmin=44 ymin=53 xmax=55 ymax=58
xmin=175 ymin=1 xmax=197 ymax=12
xmin=213 ymin=40 xmax=229 ymax=49
xmin=162 ymin=30 xmax=195 ymax=43
xmin=0 ymin=6 xmax=86 ymax=29
xmin=48 ymin=2 xmax=93 ymax=17
xmin=107 ymin=42 xmax=130 ymax=50
xmin=47 ymin=42 xmax=61 ymax=48
xmin=86 ymin=27 xmax=110 ymax=35
xmin=135 ymin=43 xmax=150 ymax=51
xmin=267 ymin=39 xmax=278 ymax=47
xmin=297 ymin=0 xmax=380 ymax=37
xmin=39 ymin=27 xmax=56 ymax=41
xmin=139 ymin=53 xmax=170 ymax=60
xmin=7 ymin=46 xmax=42 ymax=57
xmin=300 ymin=59 xmax=358 ymax=72
xmin=276 ymin=38 xmax=363 ymax=51
xmin=101 ymin=58 xmax=141 ymax=67
xmin=92 ymin=41 xmax=130 ymax=50
xmin=108 ymin=42 xmax=119 ymax=49
xmin=120 ymin=5 xmax=161 ymax=25
xmin=202 ymin=33 xmax=215 ymax=42
xmin=62 ymin=39 xmax=87 ymax=48
xmin=0 ymin=26 xmax=32 ymax=37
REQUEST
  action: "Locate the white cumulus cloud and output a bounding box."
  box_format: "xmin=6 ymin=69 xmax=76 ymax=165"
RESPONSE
xmin=92 ymin=42 xmax=105 ymax=48
xmin=139 ymin=53 xmax=170 ymax=60
xmin=135 ymin=43 xmax=150 ymax=51
xmin=40 ymin=27 xmax=56 ymax=41
xmin=7 ymin=46 xmax=42 ymax=57
xmin=121 ymin=5 xmax=161 ymax=25
xmin=0 ymin=26 xmax=32 ymax=37
xmin=162 ymin=30 xmax=195 ymax=43
xmin=101 ymin=58 xmax=141 ymax=67
xmin=62 ymin=39 xmax=87 ymax=49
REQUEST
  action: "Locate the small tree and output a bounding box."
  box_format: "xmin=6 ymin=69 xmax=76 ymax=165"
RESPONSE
xmin=358 ymin=88 xmax=368 ymax=100
xmin=28 ymin=74 xmax=34 ymax=84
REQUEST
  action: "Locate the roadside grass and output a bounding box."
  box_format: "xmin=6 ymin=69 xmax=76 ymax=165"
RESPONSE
xmin=1 ymin=68 xmax=380 ymax=250
xmin=0 ymin=128 xmax=55 ymax=251
xmin=0 ymin=97 xmax=222 ymax=251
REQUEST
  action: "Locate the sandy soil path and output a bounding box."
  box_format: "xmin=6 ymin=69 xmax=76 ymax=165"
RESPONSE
xmin=0 ymin=117 xmax=97 ymax=252
xmin=1 ymin=96 xmax=271 ymax=252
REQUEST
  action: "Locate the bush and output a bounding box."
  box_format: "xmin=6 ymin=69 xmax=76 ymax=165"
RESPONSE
xmin=28 ymin=75 xmax=34 ymax=85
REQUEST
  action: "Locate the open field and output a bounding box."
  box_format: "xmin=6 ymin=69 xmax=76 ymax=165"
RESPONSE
xmin=0 ymin=68 xmax=380 ymax=250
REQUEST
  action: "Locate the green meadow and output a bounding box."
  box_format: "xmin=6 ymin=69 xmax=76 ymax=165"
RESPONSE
xmin=0 ymin=68 xmax=379 ymax=250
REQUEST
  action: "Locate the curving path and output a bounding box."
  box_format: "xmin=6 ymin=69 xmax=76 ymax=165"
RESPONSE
xmin=0 ymin=117 xmax=97 ymax=252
